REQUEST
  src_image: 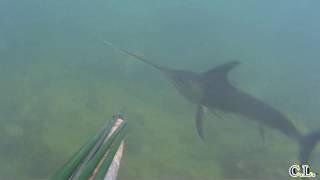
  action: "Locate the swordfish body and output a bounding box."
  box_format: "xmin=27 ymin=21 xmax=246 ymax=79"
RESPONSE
xmin=103 ymin=41 xmax=320 ymax=165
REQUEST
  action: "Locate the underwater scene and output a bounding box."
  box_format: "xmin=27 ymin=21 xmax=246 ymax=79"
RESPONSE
xmin=1 ymin=0 xmax=320 ymax=179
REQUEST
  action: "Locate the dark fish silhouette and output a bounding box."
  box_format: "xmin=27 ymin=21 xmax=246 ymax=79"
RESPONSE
xmin=103 ymin=40 xmax=320 ymax=165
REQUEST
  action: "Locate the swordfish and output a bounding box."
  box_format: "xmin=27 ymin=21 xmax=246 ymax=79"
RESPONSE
xmin=103 ymin=40 xmax=320 ymax=165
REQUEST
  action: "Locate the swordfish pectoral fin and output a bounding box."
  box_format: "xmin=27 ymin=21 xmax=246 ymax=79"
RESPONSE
xmin=195 ymin=105 xmax=205 ymax=140
xmin=258 ymin=125 xmax=266 ymax=144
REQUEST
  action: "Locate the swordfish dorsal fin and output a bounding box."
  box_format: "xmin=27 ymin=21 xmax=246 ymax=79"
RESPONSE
xmin=202 ymin=61 xmax=241 ymax=81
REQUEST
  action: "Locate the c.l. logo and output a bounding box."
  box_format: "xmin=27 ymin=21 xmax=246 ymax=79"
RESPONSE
xmin=289 ymin=165 xmax=316 ymax=178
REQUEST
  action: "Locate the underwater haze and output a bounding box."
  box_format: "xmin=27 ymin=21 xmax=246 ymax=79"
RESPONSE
xmin=1 ymin=0 xmax=320 ymax=179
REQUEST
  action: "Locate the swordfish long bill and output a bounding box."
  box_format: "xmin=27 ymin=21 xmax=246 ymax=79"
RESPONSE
xmin=103 ymin=40 xmax=205 ymax=104
xmin=103 ymin=40 xmax=320 ymax=165
xmin=103 ymin=41 xmax=167 ymax=72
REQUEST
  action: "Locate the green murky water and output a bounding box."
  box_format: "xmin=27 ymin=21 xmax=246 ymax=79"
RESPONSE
xmin=1 ymin=1 xmax=320 ymax=179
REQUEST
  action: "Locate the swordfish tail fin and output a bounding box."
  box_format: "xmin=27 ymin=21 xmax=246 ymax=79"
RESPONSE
xmin=299 ymin=130 xmax=320 ymax=165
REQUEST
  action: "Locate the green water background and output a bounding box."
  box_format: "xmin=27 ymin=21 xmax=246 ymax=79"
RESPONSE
xmin=0 ymin=0 xmax=320 ymax=179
